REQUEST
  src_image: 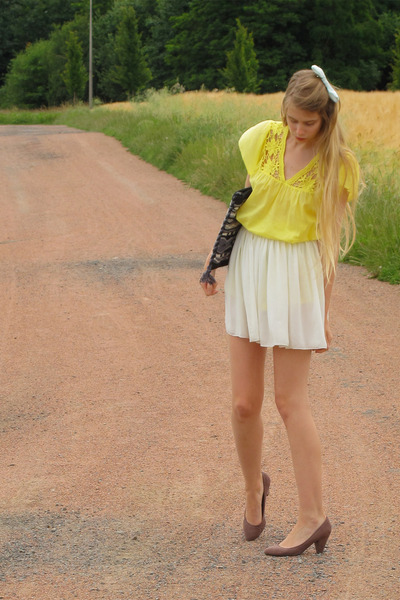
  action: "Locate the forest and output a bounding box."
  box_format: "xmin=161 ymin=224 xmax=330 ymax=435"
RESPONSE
xmin=0 ymin=0 xmax=400 ymax=108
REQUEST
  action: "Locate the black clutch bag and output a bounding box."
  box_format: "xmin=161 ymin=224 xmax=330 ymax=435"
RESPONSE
xmin=200 ymin=186 xmax=252 ymax=285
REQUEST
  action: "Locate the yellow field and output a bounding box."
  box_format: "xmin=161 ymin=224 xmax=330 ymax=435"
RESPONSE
xmin=339 ymin=90 xmax=400 ymax=151
xmin=104 ymin=89 xmax=400 ymax=152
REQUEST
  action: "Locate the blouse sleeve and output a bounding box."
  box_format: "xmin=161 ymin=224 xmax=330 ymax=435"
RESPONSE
xmin=339 ymin=151 xmax=360 ymax=202
xmin=238 ymin=120 xmax=273 ymax=176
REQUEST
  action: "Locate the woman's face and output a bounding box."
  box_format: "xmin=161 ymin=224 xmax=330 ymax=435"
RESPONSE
xmin=286 ymin=104 xmax=322 ymax=147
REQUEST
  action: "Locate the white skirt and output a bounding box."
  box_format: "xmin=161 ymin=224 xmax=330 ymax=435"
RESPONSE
xmin=225 ymin=227 xmax=327 ymax=350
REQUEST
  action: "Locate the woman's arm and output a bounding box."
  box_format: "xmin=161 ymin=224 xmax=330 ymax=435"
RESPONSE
xmin=200 ymin=174 xmax=250 ymax=297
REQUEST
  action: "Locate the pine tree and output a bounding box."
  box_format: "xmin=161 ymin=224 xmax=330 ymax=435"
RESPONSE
xmin=165 ymin=0 xmax=243 ymax=90
xmin=112 ymin=5 xmax=151 ymax=97
xmin=62 ymin=30 xmax=87 ymax=103
xmin=223 ymin=19 xmax=259 ymax=93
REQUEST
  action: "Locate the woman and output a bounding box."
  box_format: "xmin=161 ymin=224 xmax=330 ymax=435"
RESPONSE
xmin=200 ymin=66 xmax=360 ymax=556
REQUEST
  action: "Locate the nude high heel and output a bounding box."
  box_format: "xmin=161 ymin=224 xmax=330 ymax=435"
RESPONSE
xmin=264 ymin=517 xmax=331 ymax=557
xmin=243 ymin=472 xmax=271 ymax=541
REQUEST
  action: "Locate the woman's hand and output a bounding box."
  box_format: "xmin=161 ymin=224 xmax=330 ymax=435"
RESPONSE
xmin=315 ymin=317 xmax=332 ymax=353
xmin=200 ymin=251 xmax=218 ymax=296
xmin=200 ymin=279 xmax=218 ymax=296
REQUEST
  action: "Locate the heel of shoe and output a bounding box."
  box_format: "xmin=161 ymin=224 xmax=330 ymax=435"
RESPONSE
xmin=314 ymin=533 xmax=330 ymax=554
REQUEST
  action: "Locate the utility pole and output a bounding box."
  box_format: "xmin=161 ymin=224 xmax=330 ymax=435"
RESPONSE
xmin=89 ymin=0 xmax=93 ymax=108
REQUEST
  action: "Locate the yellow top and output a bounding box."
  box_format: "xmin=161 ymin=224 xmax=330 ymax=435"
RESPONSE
xmin=237 ymin=120 xmax=358 ymax=243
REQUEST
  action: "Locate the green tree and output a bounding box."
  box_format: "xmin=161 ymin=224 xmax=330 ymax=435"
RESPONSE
xmin=242 ymin=0 xmax=307 ymax=92
xmin=134 ymin=0 xmax=190 ymax=89
xmin=305 ymin=0 xmax=383 ymax=90
xmin=375 ymin=9 xmax=400 ymax=89
xmin=47 ymin=15 xmax=89 ymax=106
xmin=0 ymin=12 xmax=88 ymax=108
xmin=92 ymin=1 xmax=138 ymax=101
xmin=165 ymin=0 xmax=307 ymax=92
xmin=166 ymin=0 xmax=243 ymax=90
xmin=223 ymin=19 xmax=259 ymax=93
xmin=72 ymin=0 xmax=114 ymax=15
xmin=2 ymin=39 xmax=51 ymax=108
xmin=62 ymin=30 xmax=87 ymax=103
xmin=371 ymin=0 xmax=400 ymax=12
xmin=389 ymin=29 xmax=400 ymax=89
xmin=111 ymin=4 xmax=151 ymax=97
xmin=0 ymin=0 xmax=77 ymax=86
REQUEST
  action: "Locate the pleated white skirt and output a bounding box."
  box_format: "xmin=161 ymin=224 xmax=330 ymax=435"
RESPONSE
xmin=225 ymin=227 xmax=327 ymax=350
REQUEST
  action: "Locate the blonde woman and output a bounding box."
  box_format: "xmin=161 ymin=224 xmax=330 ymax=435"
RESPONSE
xmin=201 ymin=66 xmax=360 ymax=557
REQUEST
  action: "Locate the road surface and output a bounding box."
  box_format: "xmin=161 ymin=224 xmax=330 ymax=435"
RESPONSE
xmin=0 ymin=125 xmax=399 ymax=599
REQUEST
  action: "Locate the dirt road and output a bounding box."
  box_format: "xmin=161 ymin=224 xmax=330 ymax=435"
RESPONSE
xmin=0 ymin=125 xmax=399 ymax=600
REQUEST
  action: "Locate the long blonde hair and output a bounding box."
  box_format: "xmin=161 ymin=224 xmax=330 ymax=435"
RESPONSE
xmin=281 ymin=69 xmax=360 ymax=280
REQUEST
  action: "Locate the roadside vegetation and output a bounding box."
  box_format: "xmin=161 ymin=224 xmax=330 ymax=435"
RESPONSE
xmin=1 ymin=89 xmax=399 ymax=284
xmin=1 ymin=1 xmax=400 ymax=109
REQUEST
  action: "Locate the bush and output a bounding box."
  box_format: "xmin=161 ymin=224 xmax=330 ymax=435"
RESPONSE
xmin=1 ymin=15 xmax=89 ymax=108
xmin=2 ymin=40 xmax=52 ymax=108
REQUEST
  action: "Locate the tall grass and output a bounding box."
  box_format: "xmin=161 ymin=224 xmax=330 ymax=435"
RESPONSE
xmin=0 ymin=89 xmax=399 ymax=284
xmin=343 ymin=159 xmax=400 ymax=284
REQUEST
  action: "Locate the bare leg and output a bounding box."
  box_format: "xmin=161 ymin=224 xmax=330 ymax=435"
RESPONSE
xmin=229 ymin=335 xmax=267 ymax=525
xmin=273 ymin=347 xmax=326 ymax=547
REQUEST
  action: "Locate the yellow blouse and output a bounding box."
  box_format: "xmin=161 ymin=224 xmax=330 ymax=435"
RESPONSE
xmin=237 ymin=120 xmax=358 ymax=243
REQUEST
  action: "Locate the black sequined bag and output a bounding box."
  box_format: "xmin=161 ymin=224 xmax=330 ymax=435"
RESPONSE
xmin=200 ymin=186 xmax=252 ymax=285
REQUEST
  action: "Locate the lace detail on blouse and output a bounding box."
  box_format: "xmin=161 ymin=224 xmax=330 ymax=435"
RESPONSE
xmin=260 ymin=123 xmax=319 ymax=193
xmin=291 ymin=162 xmax=319 ymax=192
xmin=260 ymin=126 xmax=282 ymax=179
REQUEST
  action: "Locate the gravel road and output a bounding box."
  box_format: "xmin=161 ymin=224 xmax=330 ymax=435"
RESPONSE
xmin=0 ymin=125 xmax=399 ymax=600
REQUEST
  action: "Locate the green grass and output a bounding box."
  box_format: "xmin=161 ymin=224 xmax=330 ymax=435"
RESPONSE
xmin=0 ymin=109 xmax=60 ymax=124
xmin=343 ymin=160 xmax=400 ymax=284
xmin=0 ymin=91 xmax=399 ymax=284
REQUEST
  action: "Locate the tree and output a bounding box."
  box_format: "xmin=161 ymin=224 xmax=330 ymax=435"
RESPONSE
xmin=166 ymin=0 xmax=243 ymax=90
xmin=2 ymin=40 xmax=51 ymax=108
xmin=62 ymin=30 xmax=87 ymax=103
xmin=0 ymin=0 xmax=77 ymax=86
xmin=93 ymin=0 xmax=144 ymax=101
xmin=134 ymin=0 xmax=190 ymax=89
xmin=223 ymin=19 xmax=259 ymax=93
xmin=47 ymin=15 xmax=89 ymax=106
xmin=0 ymin=13 xmax=88 ymax=108
xmin=304 ymin=0 xmax=383 ymax=90
xmin=375 ymin=9 xmax=400 ymax=89
xmin=111 ymin=4 xmax=151 ymax=97
xmin=389 ymin=29 xmax=400 ymax=89
xmin=72 ymin=0 xmax=114 ymax=15
xmin=242 ymin=0 xmax=307 ymax=92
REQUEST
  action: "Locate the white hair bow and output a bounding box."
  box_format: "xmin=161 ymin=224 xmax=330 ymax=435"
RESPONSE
xmin=311 ymin=65 xmax=339 ymax=103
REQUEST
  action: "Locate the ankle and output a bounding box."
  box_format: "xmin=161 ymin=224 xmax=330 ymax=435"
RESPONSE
xmin=297 ymin=512 xmax=326 ymax=528
xmin=245 ymin=474 xmax=263 ymax=495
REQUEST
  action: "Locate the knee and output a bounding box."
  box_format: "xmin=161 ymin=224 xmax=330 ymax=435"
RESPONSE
xmin=232 ymin=395 xmax=262 ymax=422
xmin=274 ymin=391 xmax=293 ymax=423
xmin=274 ymin=389 xmax=309 ymax=423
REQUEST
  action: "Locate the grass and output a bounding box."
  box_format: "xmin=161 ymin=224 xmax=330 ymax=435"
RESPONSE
xmin=342 ymin=161 xmax=400 ymax=284
xmin=0 ymin=89 xmax=399 ymax=284
xmin=0 ymin=109 xmax=60 ymax=124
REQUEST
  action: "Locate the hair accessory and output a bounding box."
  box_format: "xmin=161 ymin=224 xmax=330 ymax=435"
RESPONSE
xmin=311 ymin=65 xmax=339 ymax=103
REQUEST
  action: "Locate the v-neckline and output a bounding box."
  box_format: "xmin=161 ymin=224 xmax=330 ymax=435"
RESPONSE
xmin=280 ymin=127 xmax=318 ymax=183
